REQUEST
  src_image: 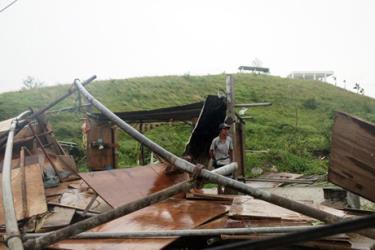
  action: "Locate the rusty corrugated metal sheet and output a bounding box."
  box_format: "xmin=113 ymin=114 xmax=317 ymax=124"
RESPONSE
xmin=51 ymin=198 xmax=228 ymax=250
xmin=79 ymin=163 xmax=189 ymax=208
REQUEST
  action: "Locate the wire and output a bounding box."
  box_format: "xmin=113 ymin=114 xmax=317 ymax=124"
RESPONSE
xmin=0 ymin=0 xmax=19 ymax=14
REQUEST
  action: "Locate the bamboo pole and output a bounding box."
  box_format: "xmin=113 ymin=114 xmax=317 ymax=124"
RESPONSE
xmin=24 ymin=225 xmax=315 ymax=239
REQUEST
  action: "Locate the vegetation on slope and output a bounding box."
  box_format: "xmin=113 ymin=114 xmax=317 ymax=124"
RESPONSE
xmin=1 ymin=74 xmax=375 ymax=175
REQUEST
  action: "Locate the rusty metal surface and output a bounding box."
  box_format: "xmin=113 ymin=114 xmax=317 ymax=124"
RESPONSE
xmin=51 ymin=198 xmax=228 ymax=250
xmin=329 ymin=112 xmax=375 ymax=202
xmin=79 ymin=163 xmax=189 ymax=208
xmin=0 ymin=164 xmax=47 ymax=224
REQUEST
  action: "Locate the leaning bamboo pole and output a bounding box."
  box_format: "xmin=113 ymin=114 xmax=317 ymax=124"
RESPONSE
xmin=24 ymin=225 xmax=316 ymax=239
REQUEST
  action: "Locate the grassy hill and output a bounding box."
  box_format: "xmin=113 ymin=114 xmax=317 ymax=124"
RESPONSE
xmin=1 ymin=73 xmax=375 ymax=175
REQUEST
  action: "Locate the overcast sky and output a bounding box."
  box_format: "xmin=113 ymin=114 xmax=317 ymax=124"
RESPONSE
xmin=1 ymin=0 xmax=374 ymax=97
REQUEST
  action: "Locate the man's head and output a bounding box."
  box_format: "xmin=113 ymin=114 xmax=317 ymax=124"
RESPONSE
xmin=219 ymin=123 xmax=230 ymax=136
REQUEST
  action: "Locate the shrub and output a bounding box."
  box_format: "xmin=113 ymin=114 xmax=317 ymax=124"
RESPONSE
xmin=303 ymin=98 xmax=318 ymax=109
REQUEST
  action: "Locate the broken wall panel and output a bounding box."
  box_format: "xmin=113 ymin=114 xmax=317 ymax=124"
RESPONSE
xmin=0 ymin=164 xmax=47 ymax=224
xmin=329 ymin=112 xmax=375 ymax=202
xmin=79 ymin=163 xmax=189 ymax=208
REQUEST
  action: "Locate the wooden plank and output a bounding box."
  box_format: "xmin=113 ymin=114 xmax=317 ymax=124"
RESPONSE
xmin=39 ymin=153 xmax=79 ymax=182
xmin=0 ymin=164 xmax=47 ymax=224
xmin=40 ymin=206 xmax=75 ymax=230
xmin=79 ymin=163 xmax=189 ymax=208
xmin=51 ymin=198 xmax=228 ymax=250
xmin=329 ymin=112 xmax=375 ymax=202
xmin=228 ymin=196 xmax=346 ymax=221
xmin=246 ymin=172 xmax=303 ymax=189
xmin=44 ymin=180 xmax=83 ymax=197
xmin=58 ymin=189 xmax=112 ymax=213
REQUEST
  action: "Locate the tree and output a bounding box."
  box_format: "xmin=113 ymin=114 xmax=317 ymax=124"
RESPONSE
xmin=353 ymin=83 xmax=365 ymax=95
xmin=22 ymin=76 xmax=44 ymax=90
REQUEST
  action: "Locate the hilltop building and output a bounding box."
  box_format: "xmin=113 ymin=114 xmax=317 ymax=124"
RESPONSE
xmin=288 ymin=71 xmax=334 ymax=82
xmin=238 ymin=66 xmax=270 ymax=74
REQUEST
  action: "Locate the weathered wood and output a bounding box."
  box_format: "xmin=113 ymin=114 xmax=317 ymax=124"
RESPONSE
xmin=19 ymin=147 xmax=28 ymax=218
xmin=86 ymin=118 xmax=117 ymax=170
xmin=229 ymin=196 xmax=346 ymax=221
xmin=329 ymin=112 xmax=375 ymax=202
xmin=0 ymin=164 xmax=47 ymax=224
xmin=235 ymin=122 xmax=245 ymax=177
xmin=41 ymin=206 xmax=75 ymax=229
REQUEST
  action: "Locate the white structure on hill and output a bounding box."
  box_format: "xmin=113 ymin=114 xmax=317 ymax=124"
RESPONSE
xmin=288 ymin=71 xmax=334 ymax=82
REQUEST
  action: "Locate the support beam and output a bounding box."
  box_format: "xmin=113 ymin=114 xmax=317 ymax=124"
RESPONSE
xmin=70 ymin=80 xmax=375 ymax=239
xmin=235 ymin=102 xmax=272 ymax=108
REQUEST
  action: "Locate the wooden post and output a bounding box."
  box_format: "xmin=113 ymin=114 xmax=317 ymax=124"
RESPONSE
xmin=225 ymin=75 xmax=243 ymax=177
xmin=139 ymin=122 xmax=145 ymax=165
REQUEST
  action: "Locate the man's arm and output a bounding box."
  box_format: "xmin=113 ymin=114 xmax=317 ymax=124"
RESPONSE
xmin=209 ymin=149 xmax=215 ymax=160
xmin=209 ymin=138 xmax=216 ymax=160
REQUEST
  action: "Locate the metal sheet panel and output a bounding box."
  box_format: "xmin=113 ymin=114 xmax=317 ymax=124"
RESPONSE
xmin=79 ymin=163 xmax=189 ymax=208
xmin=51 ymin=198 xmax=228 ymax=250
xmin=329 ymin=112 xmax=375 ymax=202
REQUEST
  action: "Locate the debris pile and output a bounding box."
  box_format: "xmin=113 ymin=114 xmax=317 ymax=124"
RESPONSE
xmin=0 ymin=76 xmax=374 ymax=250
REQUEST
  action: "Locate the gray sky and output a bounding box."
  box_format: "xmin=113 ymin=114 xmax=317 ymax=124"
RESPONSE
xmin=1 ymin=0 xmax=375 ymax=97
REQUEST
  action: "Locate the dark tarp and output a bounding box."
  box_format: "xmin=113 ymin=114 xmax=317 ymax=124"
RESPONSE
xmin=184 ymin=96 xmax=227 ymax=164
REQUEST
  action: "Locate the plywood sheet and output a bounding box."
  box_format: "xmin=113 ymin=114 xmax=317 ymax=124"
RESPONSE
xmin=51 ymin=198 xmax=228 ymax=250
xmin=0 ymin=164 xmax=47 ymax=224
xmin=57 ymin=189 xmax=111 ymax=213
xmin=79 ymin=163 xmax=189 ymax=208
xmin=44 ymin=180 xmax=83 ymax=197
xmin=41 ymin=206 xmax=75 ymax=229
xmin=329 ymin=112 xmax=375 ymax=202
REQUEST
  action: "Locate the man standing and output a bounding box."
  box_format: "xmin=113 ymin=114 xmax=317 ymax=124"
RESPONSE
xmin=209 ymin=123 xmax=233 ymax=193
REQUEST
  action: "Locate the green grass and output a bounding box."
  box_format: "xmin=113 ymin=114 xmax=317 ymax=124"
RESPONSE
xmin=2 ymin=73 xmax=375 ymax=175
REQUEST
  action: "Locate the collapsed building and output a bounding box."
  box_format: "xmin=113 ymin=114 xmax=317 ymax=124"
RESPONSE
xmin=0 ymin=75 xmax=374 ymax=250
